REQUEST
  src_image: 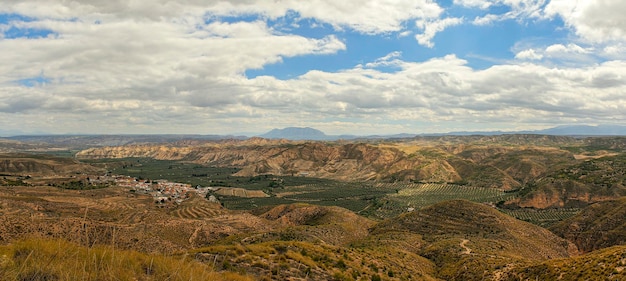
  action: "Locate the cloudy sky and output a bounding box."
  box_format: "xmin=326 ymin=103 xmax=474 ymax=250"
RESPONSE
xmin=1 ymin=0 xmax=625 ymax=136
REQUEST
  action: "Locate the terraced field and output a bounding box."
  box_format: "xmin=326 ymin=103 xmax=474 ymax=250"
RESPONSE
xmin=170 ymin=204 xmax=224 ymax=220
xmin=213 ymin=187 xmax=269 ymax=198
xmin=500 ymin=208 xmax=581 ymax=227
xmin=388 ymin=183 xmax=518 ymax=209
xmin=167 ymin=193 xmax=225 ymax=220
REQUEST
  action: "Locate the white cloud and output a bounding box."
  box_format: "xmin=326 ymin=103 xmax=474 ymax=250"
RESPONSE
xmin=364 ymin=51 xmax=403 ymax=68
xmin=515 ymin=49 xmax=543 ymax=60
xmin=415 ymin=17 xmax=464 ymax=47
xmin=545 ymin=0 xmax=626 ymax=43
xmin=544 ymin=43 xmax=590 ymax=56
xmin=2 ymin=51 xmax=626 ymax=134
xmin=454 ymin=0 xmax=547 ymax=25
xmin=514 ymin=43 xmax=596 ymax=64
xmin=0 ymin=0 xmax=444 ymax=34
xmin=454 ymin=0 xmax=493 ymax=10
xmin=1 ymin=0 xmax=626 ymax=135
xmin=602 ymin=44 xmax=626 ymax=59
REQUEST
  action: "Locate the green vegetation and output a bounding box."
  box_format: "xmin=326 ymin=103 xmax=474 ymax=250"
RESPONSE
xmin=51 ymin=179 xmax=110 ymax=190
xmin=390 ymin=183 xmax=518 ymax=209
xmin=95 ymin=158 xmax=581 ymax=224
xmin=95 ymin=158 xmax=398 ymax=214
xmin=0 ymin=176 xmax=28 ymax=186
xmin=500 ymin=208 xmax=580 ymax=227
xmin=102 ymin=158 xmax=337 ymax=189
xmin=26 ymin=150 xmax=80 ymax=158
xmin=556 ymin=154 xmax=626 ymax=187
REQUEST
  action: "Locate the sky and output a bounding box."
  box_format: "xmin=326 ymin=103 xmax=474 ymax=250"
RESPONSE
xmin=0 ymin=0 xmax=625 ymax=136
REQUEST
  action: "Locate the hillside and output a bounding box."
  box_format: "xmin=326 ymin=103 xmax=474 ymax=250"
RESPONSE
xmin=72 ymin=135 xmax=626 ymax=210
xmin=0 ymin=153 xmax=104 ymax=176
xmin=75 ymin=135 xmax=582 ymax=185
xmin=369 ymin=200 xmax=575 ymax=280
xmin=0 ymin=183 xmax=438 ymax=280
xmin=257 ymin=203 xmax=377 ymax=246
xmin=550 ymin=197 xmax=626 ymax=253
xmin=499 ymin=245 xmax=626 ymax=280
xmin=0 ymin=238 xmax=248 ymax=281
xmin=508 ymin=154 xmax=626 ymax=208
xmin=3 ymin=179 xmax=626 ymax=280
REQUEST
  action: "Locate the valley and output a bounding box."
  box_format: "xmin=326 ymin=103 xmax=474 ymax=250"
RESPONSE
xmin=1 ymin=134 xmax=626 ymax=280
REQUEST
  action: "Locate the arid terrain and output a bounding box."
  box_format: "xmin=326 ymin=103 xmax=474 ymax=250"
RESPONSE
xmin=1 ymin=135 xmax=626 ymax=280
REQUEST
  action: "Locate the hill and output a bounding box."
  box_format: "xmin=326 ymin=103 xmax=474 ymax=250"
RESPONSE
xmin=256 ymin=203 xmax=377 ymax=246
xmin=3 ymin=179 xmax=625 ymax=280
xmin=0 ymin=238 xmax=248 ymax=281
xmin=499 ymin=245 xmax=626 ymax=280
xmin=507 ymin=153 xmax=626 ymax=209
xmin=550 ymin=197 xmax=626 ymax=253
xmin=75 ymin=135 xmax=580 ymax=185
xmin=75 ymin=135 xmax=626 ymax=208
xmin=0 ymin=153 xmax=104 ymax=176
xmin=369 ymin=200 xmax=575 ymax=280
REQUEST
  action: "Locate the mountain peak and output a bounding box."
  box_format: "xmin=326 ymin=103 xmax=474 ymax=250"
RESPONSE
xmin=259 ymin=127 xmax=328 ymax=140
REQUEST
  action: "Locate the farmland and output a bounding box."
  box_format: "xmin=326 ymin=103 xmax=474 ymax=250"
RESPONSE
xmin=500 ymin=208 xmax=581 ymax=227
xmin=86 ymin=158 xmax=577 ymax=223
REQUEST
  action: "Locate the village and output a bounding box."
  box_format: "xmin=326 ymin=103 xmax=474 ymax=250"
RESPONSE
xmin=89 ymin=175 xmax=219 ymax=205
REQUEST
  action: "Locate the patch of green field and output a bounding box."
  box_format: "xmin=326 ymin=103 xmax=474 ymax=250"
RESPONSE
xmin=89 ymin=158 xmax=398 ymax=215
xmin=34 ymin=150 xmax=80 ymax=158
xmin=98 ymin=158 xmax=337 ymax=189
xmin=219 ymin=182 xmax=393 ymax=214
xmin=500 ymin=208 xmax=581 ymax=227
xmin=388 ymin=183 xmax=518 ymax=209
xmin=354 ymin=183 xmax=522 ymax=219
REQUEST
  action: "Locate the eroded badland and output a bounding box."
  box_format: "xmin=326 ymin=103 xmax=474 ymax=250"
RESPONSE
xmin=1 ymin=135 xmax=626 ymax=280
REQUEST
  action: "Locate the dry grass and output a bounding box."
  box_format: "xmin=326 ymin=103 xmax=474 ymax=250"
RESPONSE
xmin=0 ymin=238 xmax=252 ymax=281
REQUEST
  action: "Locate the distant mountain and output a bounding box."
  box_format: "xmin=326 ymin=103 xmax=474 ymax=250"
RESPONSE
xmin=445 ymin=125 xmax=626 ymax=137
xmin=534 ymin=125 xmax=626 ymax=136
xmin=259 ymin=127 xmax=329 ymax=140
xmin=7 ymin=134 xmax=246 ymax=147
xmin=0 ymin=129 xmax=31 ymax=137
xmin=259 ymin=125 xmax=626 ymax=141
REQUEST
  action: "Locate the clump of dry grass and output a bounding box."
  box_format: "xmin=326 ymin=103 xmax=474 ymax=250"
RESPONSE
xmin=0 ymin=238 xmax=252 ymax=281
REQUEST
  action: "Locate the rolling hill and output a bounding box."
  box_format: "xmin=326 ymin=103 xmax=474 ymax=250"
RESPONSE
xmin=550 ymin=197 xmax=626 ymax=253
xmin=370 ymin=200 xmax=575 ymax=280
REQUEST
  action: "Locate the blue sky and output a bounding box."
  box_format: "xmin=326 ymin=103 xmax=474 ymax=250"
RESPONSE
xmin=1 ymin=1 xmax=625 ymax=136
